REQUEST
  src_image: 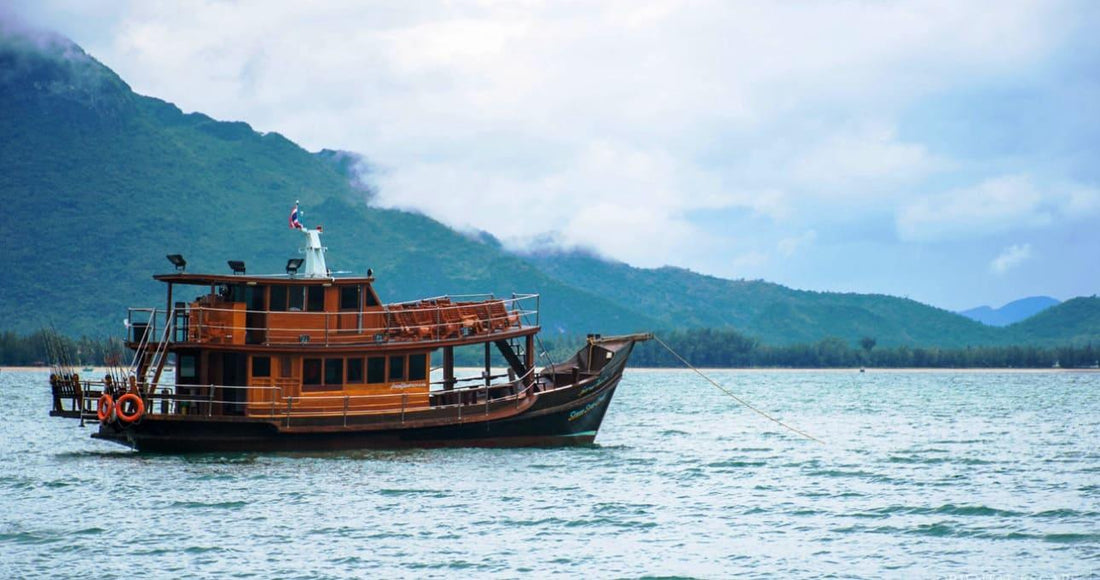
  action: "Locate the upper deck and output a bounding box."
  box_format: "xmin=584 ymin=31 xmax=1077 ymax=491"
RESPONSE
xmin=129 ymin=274 xmax=539 ymax=351
xmin=128 ymin=209 xmax=539 ymax=352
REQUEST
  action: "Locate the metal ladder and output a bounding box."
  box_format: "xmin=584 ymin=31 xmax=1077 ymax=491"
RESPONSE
xmin=128 ymin=306 xmax=176 ymax=391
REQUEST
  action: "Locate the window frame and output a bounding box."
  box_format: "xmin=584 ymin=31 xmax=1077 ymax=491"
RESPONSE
xmin=388 ymin=355 xmax=406 ymax=381
xmin=252 ymin=356 xmax=271 ymax=378
xmin=288 ymin=285 xmax=305 ymax=311
xmin=340 ymin=285 xmax=361 ymax=311
xmin=367 ymin=356 xmax=386 ymax=384
xmin=303 ymin=358 xmax=322 ymax=386
xmin=270 ymin=285 xmax=288 ymax=312
xmin=178 ymin=354 xmax=197 ymax=380
xmin=306 ymin=286 xmax=324 ymax=312
xmin=408 ymin=353 xmax=427 ymax=382
xmin=346 ymin=357 xmax=364 ymax=384
xmin=324 ymin=358 xmax=344 ymax=387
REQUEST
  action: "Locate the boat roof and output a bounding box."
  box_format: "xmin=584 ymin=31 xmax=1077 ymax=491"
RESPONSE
xmin=157 ymin=206 xmax=370 ymax=286
xmin=153 ymin=273 xmax=376 ymax=286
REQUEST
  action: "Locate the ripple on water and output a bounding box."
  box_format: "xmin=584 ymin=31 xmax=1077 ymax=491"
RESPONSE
xmin=168 ymin=500 xmax=249 ymax=509
xmin=2 ymin=369 xmax=1098 ymax=578
xmin=868 ymin=504 xmax=1025 ymax=518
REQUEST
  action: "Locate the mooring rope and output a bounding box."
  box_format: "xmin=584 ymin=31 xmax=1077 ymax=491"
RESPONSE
xmin=653 ymin=334 xmax=825 ymax=444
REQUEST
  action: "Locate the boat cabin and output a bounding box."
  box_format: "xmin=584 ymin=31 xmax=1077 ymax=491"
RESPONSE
xmin=121 ymin=224 xmax=540 ymax=420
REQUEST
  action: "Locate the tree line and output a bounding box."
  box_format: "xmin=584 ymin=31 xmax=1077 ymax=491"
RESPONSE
xmin=545 ymin=328 xmax=1100 ymax=369
xmin=0 ymin=331 xmax=126 ymax=367
xmin=3 ymin=328 xmax=1097 ymax=369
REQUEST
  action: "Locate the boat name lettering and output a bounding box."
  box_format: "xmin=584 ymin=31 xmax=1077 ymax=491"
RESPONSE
xmin=568 ymin=393 xmax=608 ymax=422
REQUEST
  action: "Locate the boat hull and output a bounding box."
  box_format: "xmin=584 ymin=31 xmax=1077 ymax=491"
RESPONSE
xmin=92 ymin=339 xmax=636 ymax=453
xmin=95 ymin=381 xmax=620 ymax=452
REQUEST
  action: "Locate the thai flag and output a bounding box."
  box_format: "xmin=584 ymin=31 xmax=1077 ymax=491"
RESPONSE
xmin=289 ymin=204 xmax=302 ymax=229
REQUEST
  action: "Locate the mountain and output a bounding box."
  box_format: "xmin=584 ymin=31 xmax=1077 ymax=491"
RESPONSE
xmin=959 ymin=296 xmax=1061 ymax=327
xmin=1004 ymin=297 xmax=1100 ymax=346
xmin=2 ymin=26 xmax=1096 ymax=349
xmin=521 ymin=251 xmax=1005 ymax=348
xmin=0 ymin=26 xmax=656 ymax=338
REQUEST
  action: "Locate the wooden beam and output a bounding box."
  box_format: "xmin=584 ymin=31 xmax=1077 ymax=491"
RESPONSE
xmin=525 ymin=334 xmax=535 ymax=387
xmin=443 ymin=346 xmax=455 ymax=391
xmin=494 ymin=339 xmax=528 ymax=383
xmin=484 ymin=342 xmax=491 ymax=387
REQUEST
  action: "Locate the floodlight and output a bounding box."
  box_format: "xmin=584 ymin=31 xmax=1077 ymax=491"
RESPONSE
xmin=227 ymin=260 xmax=246 ymax=275
xmin=286 ymin=258 xmax=304 ymax=275
xmin=166 ymin=254 xmax=186 ymax=272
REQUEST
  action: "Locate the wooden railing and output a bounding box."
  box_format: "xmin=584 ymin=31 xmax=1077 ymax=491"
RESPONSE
xmin=127 ymin=293 xmax=539 ymax=347
xmin=52 ymin=370 xmax=541 ymax=426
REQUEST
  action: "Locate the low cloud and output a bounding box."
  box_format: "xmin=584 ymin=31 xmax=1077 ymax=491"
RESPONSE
xmin=9 ymin=0 xmax=1100 ymax=305
xmin=791 ymin=124 xmax=944 ymax=192
xmin=778 ymin=230 xmax=817 ymax=257
xmin=990 ymin=243 xmax=1033 ymax=274
xmin=895 ymin=175 xmax=1099 ymax=243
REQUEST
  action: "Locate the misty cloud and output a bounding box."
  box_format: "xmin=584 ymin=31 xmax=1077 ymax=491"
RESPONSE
xmin=990 ymin=243 xmax=1034 ymax=274
xmin=8 ymin=0 xmax=1099 ymax=309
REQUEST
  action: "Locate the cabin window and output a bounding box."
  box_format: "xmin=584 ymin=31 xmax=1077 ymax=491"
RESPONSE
xmin=340 ymin=285 xmax=360 ymax=310
xmin=279 ymin=356 xmax=293 ymax=378
xmin=307 ymin=286 xmax=325 ymax=312
xmin=388 ymin=355 xmax=405 ymax=381
xmin=367 ymin=357 xmax=386 ymax=384
xmin=288 ymin=285 xmax=305 ymax=311
xmin=364 ymin=288 xmax=380 ymax=308
xmin=347 ymin=358 xmax=364 ymax=383
xmin=252 ymin=356 xmax=271 ymax=378
xmin=179 ymin=354 xmax=197 ymax=379
xmin=270 ymin=286 xmax=287 ymax=312
xmin=245 ymin=286 xmax=265 ymax=310
xmin=408 ymin=354 xmax=427 ymax=381
xmin=229 ymin=284 xmax=247 ymax=303
xmin=324 ymin=359 xmax=344 ymax=386
xmin=303 ymin=358 xmax=322 ymax=386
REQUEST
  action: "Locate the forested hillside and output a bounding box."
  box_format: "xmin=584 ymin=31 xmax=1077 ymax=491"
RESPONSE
xmin=522 ymin=251 xmax=1011 ymax=347
xmin=2 ymin=26 xmax=1096 ymax=351
xmin=0 ymin=29 xmax=655 ymax=338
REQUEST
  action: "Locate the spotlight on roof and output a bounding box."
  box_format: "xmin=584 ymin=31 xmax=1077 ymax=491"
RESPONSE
xmin=286 ymin=258 xmax=304 ymax=276
xmin=367 ymin=268 xmax=374 ymax=278
xmin=227 ymin=260 xmax=246 ymax=275
xmin=166 ymin=254 xmax=187 ymax=272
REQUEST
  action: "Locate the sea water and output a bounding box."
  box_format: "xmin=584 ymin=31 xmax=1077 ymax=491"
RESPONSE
xmin=1 ymin=369 xmax=1097 ymax=578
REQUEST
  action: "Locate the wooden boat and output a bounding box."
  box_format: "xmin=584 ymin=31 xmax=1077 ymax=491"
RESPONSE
xmin=48 ymin=214 xmax=649 ymax=452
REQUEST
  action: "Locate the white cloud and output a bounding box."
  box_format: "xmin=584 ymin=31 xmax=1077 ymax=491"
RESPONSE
xmin=791 ymin=124 xmax=944 ymax=192
xmin=730 ymin=250 xmax=769 ymax=270
xmin=990 ymin=243 xmax=1033 ymax=274
xmin=1063 ymin=183 xmax=1100 ymax=216
xmin=895 ymin=174 xmax=1100 ymax=242
xmin=897 ymin=175 xmax=1047 ymax=242
xmin=778 ymin=230 xmax=818 ymax=257
xmin=9 ymin=0 xmax=1098 ymax=305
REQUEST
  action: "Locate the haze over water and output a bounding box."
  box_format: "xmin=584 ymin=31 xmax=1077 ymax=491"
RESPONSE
xmin=1 ymin=369 xmax=1097 ymax=578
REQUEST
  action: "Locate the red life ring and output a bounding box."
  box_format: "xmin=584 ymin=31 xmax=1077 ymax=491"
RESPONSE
xmin=116 ymin=393 xmax=145 ymax=423
xmin=96 ymin=394 xmax=114 ymax=422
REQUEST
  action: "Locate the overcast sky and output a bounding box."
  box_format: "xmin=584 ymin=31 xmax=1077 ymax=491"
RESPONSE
xmin=9 ymin=0 xmax=1099 ymax=310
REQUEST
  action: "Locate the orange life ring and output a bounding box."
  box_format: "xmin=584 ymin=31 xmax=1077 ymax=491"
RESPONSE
xmin=96 ymin=394 xmax=114 ymax=422
xmin=116 ymin=393 xmax=145 ymax=423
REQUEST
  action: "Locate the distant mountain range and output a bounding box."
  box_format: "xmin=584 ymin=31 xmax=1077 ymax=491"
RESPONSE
xmin=2 ymin=26 xmax=1098 ymax=348
xmin=958 ymin=296 xmax=1061 ymax=327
